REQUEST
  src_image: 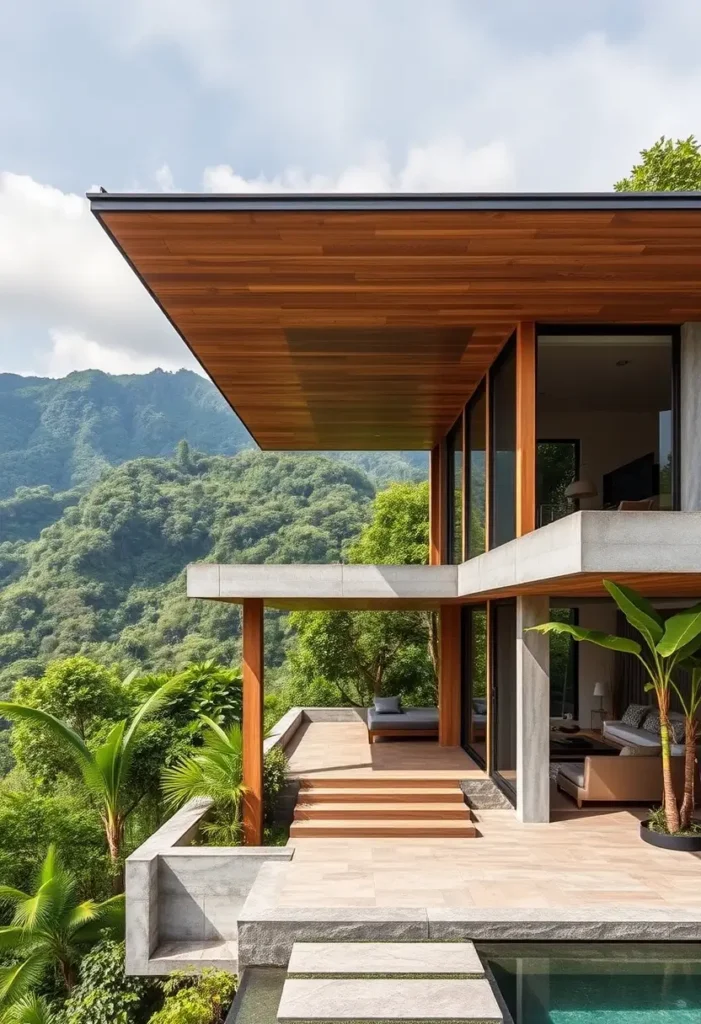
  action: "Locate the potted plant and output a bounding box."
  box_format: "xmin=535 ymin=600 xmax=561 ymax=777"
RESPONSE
xmin=529 ymin=581 xmax=701 ymax=850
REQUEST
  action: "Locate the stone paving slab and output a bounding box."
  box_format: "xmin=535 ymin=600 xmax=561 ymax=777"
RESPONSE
xmin=276 ymin=977 xmax=503 ymax=1022
xmin=287 ymin=942 xmax=485 ymax=978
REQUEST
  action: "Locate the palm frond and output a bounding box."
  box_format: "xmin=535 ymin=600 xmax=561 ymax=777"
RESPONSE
xmin=0 ymin=888 xmax=29 ymax=909
xmin=92 ymin=720 xmax=127 ymax=797
xmin=0 ymin=928 xmax=27 ymax=952
xmin=0 ymin=705 xmax=93 ymax=773
xmin=0 ymin=955 xmax=49 ymax=1007
xmin=71 ymin=895 xmax=124 ymax=944
xmin=0 ymin=992 xmax=57 ymax=1024
xmin=122 ymin=676 xmax=184 ymax=755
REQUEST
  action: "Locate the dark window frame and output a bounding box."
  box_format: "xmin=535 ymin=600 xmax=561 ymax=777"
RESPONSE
xmin=464 ymin=378 xmax=488 ymax=560
xmin=488 ymin=332 xmax=517 ymax=549
xmin=445 ymin=411 xmax=464 ymax=564
xmin=460 ymin=604 xmax=487 ymax=769
xmin=489 ymin=597 xmax=517 ymax=805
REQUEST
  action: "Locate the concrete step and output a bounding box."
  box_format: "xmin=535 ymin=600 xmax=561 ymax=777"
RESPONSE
xmin=289 ymin=819 xmax=477 ymax=838
xmin=277 ymin=978 xmax=502 ymax=1022
xmin=149 ymin=939 xmax=238 ymax=975
xmin=286 ymin=942 xmax=485 ymax=979
xmin=299 ymin=787 xmax=466 ymax=804
xmin=298 ymin=776 xmax=461 ymax=790
xmin=294 ymin=802 xmax=472 ymax=821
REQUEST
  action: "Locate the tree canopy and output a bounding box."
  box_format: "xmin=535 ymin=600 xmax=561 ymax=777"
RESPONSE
xmin=615 ymin=135 xmax=701 ymax=192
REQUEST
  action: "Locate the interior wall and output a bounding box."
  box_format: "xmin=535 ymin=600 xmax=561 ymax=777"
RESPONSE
xmin=538 ymin=409 xmax=659 ymax=510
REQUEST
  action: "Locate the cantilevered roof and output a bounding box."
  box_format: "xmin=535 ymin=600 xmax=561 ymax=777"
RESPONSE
xmin=89 ymin=191 xmax=701 ymax=450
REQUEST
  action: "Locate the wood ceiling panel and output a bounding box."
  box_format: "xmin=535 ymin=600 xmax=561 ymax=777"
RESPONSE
xmin=98 ymin=207 xmax=701 ymax=448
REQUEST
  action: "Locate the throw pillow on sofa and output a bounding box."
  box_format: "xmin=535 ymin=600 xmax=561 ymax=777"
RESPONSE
xmin=619 ymin=744 xmax=658 ymax=756
xmin=374 ymin=696 xmax=401 ymax=714
xmin=642 ymin=708 xmax=661 ymax=735
xmin=621 ymin=703 xmax=650 ymax=729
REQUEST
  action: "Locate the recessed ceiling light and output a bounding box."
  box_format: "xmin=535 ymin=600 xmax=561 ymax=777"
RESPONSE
xmin=615 ymin=359 xmax=631 ymax=367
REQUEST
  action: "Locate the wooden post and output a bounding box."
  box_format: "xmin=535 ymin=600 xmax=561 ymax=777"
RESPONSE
xmin=429 ymin=441 xmax=448 ymax=565
xmin=438 ymin=604 xmax=461 ymax=746
xmin=242 ymin=598 xmax=264 ymax=845
xmin=516 ymin=321 xmax=537 ymax=537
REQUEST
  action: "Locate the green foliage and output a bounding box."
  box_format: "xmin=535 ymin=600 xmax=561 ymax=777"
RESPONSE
xmin=9 ymin=658 xmax=127 ymax=785
xmin=0 ymin=846 xmax=123 ymax=1008
xmin=0 ymin=450 xmax=375 ymax=690
xmin=0 ymin=791 xmax=109 ymax=900
xmin=346 ymin=481 xmax=428 ymax=565
xmin=147 ymin=971 xmax=235 ymax=1024
xmin=56 ymin=941 xmax=160 ymax=1024
xmin=615 ymin=135 xmax=701 ymax=192
xmin=1 ymin=993 xmax=59 ymax=1023
xmin=161 ymin=719 xmax=288 ymax=845
xmin=129 ymin=662 xmax=242 ymax=737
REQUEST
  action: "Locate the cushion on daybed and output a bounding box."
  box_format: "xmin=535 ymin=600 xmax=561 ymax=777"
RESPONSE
xmin=374 ymin=696 xmax=401 ymax=714
xmin=621 ymin=703 xmax=650 ymax=729
xmin=367 ymin=707 xmax=438 ymax=731
xmin=558 ymin=761 xmax=585 ymax=788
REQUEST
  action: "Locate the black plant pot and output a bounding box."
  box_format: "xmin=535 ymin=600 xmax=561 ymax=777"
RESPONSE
xmin=640 ymin=819 xmax=701 ymax=852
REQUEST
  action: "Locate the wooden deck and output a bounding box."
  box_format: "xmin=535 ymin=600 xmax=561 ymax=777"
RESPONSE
xmin=286 ymin=720 xmax=483 ymax=781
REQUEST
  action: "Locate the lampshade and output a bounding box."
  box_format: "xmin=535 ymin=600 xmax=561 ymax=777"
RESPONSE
xmin=565 ymin=478 xmax=598 ymax=500
xmin=592 ymin=681 xmax=607 ymax=698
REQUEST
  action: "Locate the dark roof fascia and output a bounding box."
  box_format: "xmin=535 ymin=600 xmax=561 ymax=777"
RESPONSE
xmin=87 ymin=191 xmax=701 ymax=214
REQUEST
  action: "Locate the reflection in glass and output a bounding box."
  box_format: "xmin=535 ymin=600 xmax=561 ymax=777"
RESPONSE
xmin=490 ymin=342 xmax=516 ymax=548
xmin=447 ymin=417 xmax=463 ymax=563
xmin=466 ymin=385 xmax=487 ymax=558
xmin=549 ymin=607 xmax=578 ymax=718
xmin=462 ymin=606 xmax=487 ymax=765
xmin=492 ymin=601 xmax=517 ymax=796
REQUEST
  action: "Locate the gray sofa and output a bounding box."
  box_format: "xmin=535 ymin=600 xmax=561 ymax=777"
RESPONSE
xmin=367 ymin=706 xmax=438 ymax=742
xmin=603 ymin=712 xmax=686 ymax=756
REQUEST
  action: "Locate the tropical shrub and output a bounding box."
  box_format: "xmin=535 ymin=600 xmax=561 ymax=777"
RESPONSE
xmin=0 ymin=846 xmax=123 ymax=1008
xmin=147 ymin=970 xmax=235 ymax=1024
xmin=161 ymin=719 xmax=288 ymax=845
xmin=0 ymin=791 xmax=110 ymax=899
xmin=56 ymin=940 xmax=160 ymax=1024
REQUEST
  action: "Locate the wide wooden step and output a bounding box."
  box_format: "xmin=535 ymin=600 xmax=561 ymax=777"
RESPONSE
xmin=294 ymin=802 xmax=471 ymax=821
xmin=298 ymin=776 xmax=461 ymax=790
xmin=299 ymin=787 xmax=465 ymax=804
xmin=289 ymin=819 xmax=477 ymax=838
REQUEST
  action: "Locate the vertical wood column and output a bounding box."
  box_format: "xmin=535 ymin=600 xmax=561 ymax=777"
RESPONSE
xmin=429 ymin=441 xmax=448 ymax=565
xmin=242 ymin=598 xmax=264 ymax=845
xmin=438 ymin=604 xmax=461 ymax=746
xmin=516 ymin=321 xmax=537 ymax=537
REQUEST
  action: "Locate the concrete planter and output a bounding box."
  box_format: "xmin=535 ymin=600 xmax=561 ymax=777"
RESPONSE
xmin=125 ymin=706 xmax=366 ymax=976
xmin=640 ymin=819 xmax=701 ymax=852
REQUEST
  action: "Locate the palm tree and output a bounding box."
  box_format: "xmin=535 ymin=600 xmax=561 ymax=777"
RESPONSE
xmin=529 ymin=580 xmax=701 ymax=834
xmin=0 ymin=847 xmax=123 ymax=1011
xmin=161 ymin=717 xmax=247 ymax=845
xmin=0 ymin=678 xmax=181 ymax=887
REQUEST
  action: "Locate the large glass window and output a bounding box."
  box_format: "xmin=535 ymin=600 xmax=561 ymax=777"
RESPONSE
xmin=446 ymin=417 xmax=463 ymax=563
xmin=491 ymin=601 xmax=517 ymax=799
xmin=461 ymin=605 xmax=487 ymax=766
xmin=490 ymin=339 xmax=517 ymax=548
xmin=466 ymin=383 xmax=487 ymax=558
xmin=536 ymin=331 xmax=678 ymax=515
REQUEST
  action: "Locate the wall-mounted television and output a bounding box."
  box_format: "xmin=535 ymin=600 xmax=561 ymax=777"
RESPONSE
xmin=603 ymin=452 xmax=658 ymax=508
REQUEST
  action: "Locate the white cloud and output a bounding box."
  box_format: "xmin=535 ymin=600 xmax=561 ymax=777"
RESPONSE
xmin=39 ymin=328 xmax=193 ymax=378
xmin=0 ymin=171 xmax=197 ymax=376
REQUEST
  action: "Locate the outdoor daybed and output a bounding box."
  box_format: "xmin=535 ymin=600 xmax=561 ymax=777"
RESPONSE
xmin=367 ymin=705 xmax=438 ymax=743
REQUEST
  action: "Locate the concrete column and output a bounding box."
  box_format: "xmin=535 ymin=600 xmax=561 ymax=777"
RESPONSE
xmin=680 ymin=323 xmax=701 ymax=511
xmin=516 ymin=595 xmax=550 ymax=823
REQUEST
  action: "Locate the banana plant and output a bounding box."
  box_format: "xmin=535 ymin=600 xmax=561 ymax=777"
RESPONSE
xmin=529 ymin=580 xmax=701 ymax=834
xmin=672 ymin=662 xmax=701 ymax=829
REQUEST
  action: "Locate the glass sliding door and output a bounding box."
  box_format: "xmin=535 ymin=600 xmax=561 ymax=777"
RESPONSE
xmin=491 ymin=600 xmax=517 ymax=800
xmin=446 ymin=415 xmax=463 ymax=563
xmin=490 ymin=337 xmax=517 ymax=548
xmin=465 ymin=381 xmax=487 ymax=558
xmin=461 ymin=605 xmax=487 ymax=767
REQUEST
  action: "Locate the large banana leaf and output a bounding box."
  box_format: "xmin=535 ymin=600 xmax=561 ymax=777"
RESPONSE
xmin=528 ymin=620 xmax=642 ymax=655
xmin=656 ymin=601 xmax=701 ymax=657
xmin=603 ymin=580 xmax=664 ymax=649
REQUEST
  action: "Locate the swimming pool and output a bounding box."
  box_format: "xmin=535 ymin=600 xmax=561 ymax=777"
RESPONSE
xmin=480 ymin=943 xmax=701 ymax=1024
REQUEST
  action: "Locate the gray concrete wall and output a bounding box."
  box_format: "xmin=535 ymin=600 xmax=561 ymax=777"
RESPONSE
xmin=516 ymin=596 xmax=550 ymax=824
xmin=681 ymin=323 xmax=701 ymax=511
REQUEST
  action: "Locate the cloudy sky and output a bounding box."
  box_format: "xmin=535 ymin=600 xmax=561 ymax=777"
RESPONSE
xmin=2 ymin=0 xmax=701 ymax=378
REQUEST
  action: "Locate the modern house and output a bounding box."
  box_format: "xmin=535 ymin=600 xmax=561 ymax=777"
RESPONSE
xmin=90 ymin=191 xmax=701 ymax=847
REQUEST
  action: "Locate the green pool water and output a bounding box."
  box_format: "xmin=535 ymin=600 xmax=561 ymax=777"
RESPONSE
xmin=481 ymin=944 xmax=701 ymax=1024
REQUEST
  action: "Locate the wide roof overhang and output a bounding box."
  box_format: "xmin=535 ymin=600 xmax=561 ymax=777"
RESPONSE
xmin=89 ymin=191 xmax=701 ymax=450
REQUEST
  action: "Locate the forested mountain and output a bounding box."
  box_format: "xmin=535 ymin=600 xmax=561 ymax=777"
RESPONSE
xmin=0 ymin=447 xmax=375 ymax=694
xmin=0 ymin=368 xmax=253 ymax=498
